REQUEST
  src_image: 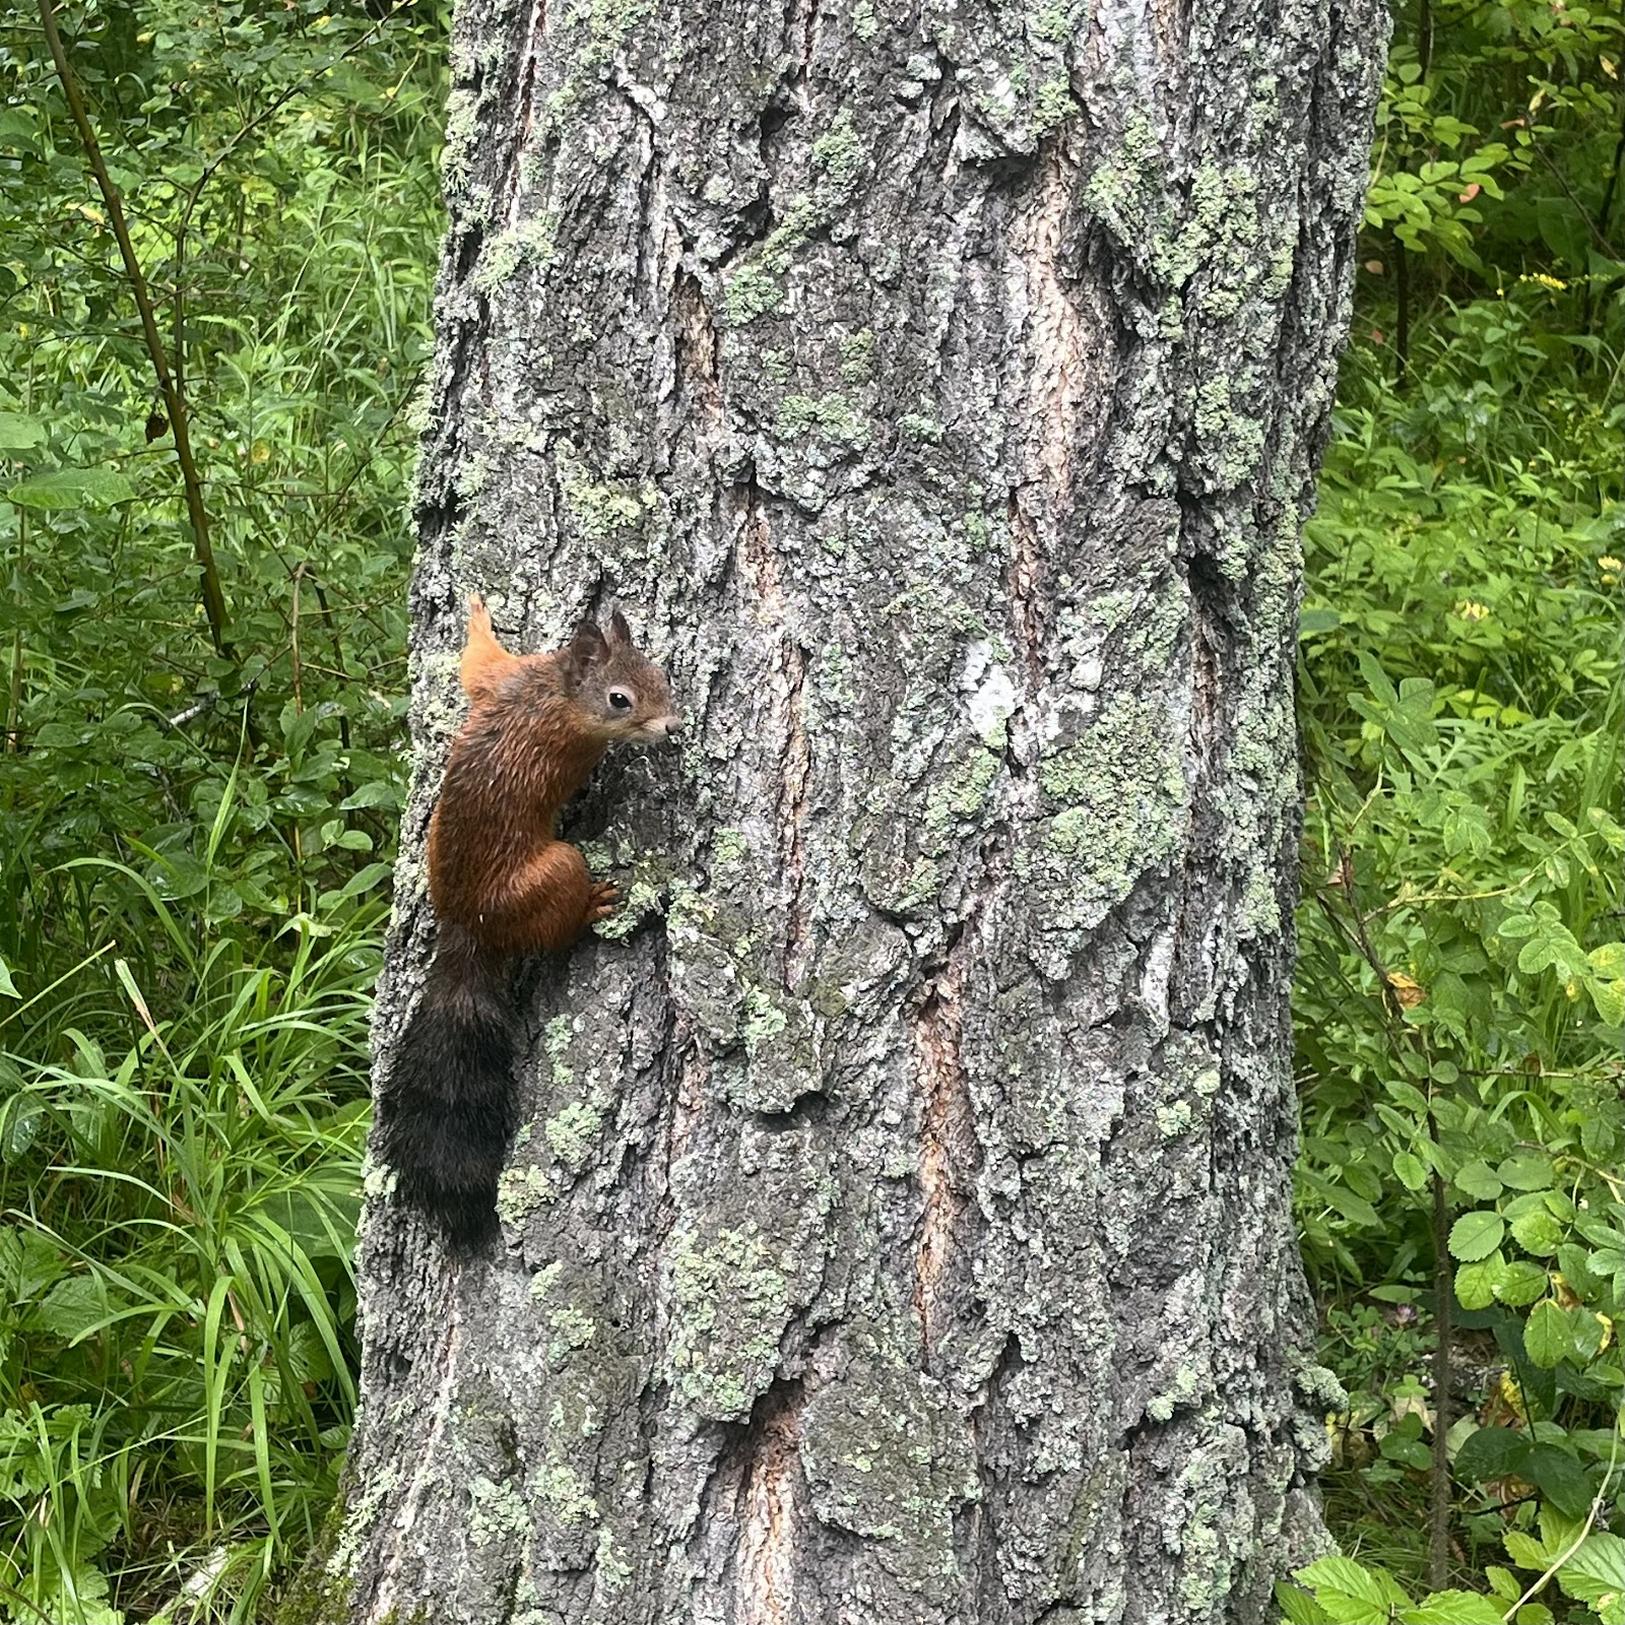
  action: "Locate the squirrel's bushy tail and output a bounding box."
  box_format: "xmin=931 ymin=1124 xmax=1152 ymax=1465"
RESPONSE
xmin=376 ymin=924 xmax=515 ymax=1248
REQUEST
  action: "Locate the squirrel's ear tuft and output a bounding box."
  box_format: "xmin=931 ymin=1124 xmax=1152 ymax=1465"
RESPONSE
xmin=607 ymin=609 xmax=632 ymax=647
xmin=563 ymin=620 xmax=609 ymax=686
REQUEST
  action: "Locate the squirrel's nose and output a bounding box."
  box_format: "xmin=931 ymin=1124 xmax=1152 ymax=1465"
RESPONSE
xmin=663 ymin=715 xmax=684 ymax=738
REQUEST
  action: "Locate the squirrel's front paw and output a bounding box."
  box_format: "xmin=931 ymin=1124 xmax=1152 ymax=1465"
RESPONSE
xmin=585 ymin=881 xmax=619 ymax=924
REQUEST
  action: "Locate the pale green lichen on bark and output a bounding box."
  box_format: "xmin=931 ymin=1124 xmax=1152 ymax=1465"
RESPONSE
xmin=469 ymin=1474 xmax=531 ymax=1549
xmin=495 ymin=1163 xmax=550 ymax=1226
xmin=544 ymin=0 xmax=657 ymax=116
xmin=557 ymin=448 xmax=654 ymax=541
xmin=544 ymin=1100 xmax=604 ymax=1170
xmin=1036 ymin=692 xmax=1187 ymax=910
xmin=529 ymin=1461 xmax=600 ymax=1527
xmin=775 ymin=391 xmax=869 ymax=446
xmin=799 ymin=1333 xmax=981 ymax=1598
xmin=471 ymin=212 xmax=558 ymax=294
xmin=663 ymin=1221 xmax=796 ymax=1418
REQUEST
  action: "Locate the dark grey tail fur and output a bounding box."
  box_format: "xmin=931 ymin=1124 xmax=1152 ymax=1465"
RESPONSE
xmin=375 ymin=924 xmax=514 ymax=1248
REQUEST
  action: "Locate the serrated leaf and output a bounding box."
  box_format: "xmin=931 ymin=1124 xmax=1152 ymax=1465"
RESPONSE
xmin=1558 ymin=1532 xmax=1625 ymax=1609
xmin=1450 ymin=1210 xmax=1506 ymax=1261
xmin=5 ymin=467 xmax=135 ymax=511
xmin=1454 ymin=1160 xmax=1504 ymax=1200
xmin=1505 ymin=1531 xmax=1552 ymax=1570
xmin=1278 ymin=1581 xmax=1334 ymax=1625
xmin=1296 ymin=1557 xmax=1408 ymax=1608
xmin=1499 ymin=1154 xmax=1554 ymax=1192
xmin=1495 ymin=1261 xmax=1549 ymax=1306
xmin=1394 ymin=1150 xmax=1428 ymax=1191
xmin=1456 ymin=1256 xmax=1504 ymax=1310
xmin=1454 ymin=1425 xmax=1532 ymax=1482
xmin=1400 ymin=1590 xmax=1503 ymax=1625
xmin=1525 ymin=1301 xmax=1573 ymax=1369
xmin=1511 ymin=1210 xmax=1564 ymax=1256
xmin=1293 ymin=1557 xmax=1409 ymax=1625
xmin=28 ymin=1275 xmax=110 ymax=1343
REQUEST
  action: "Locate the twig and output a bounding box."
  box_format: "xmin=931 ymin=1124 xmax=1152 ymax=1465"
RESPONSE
xmin=307 ymin=571 xmax=352 ymax=752
xmin=165 ymin=693 xmax=223 ymax=730
xmin=38 ymin=0 xmax=232 ymax=657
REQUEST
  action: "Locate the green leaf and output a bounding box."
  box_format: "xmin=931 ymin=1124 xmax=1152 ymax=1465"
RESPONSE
xmin=1383 ymin=1433 xmax=1433 ymax=1471
xmin=1505 ymin=1531 xmax=1553 ymax=1570
xmin=1393 ymin=1150 xmax=1428 ymax=1191
xmin=5 ymin=467 xmax=135 ymax=511
xmin=339 ymin=780 xmax=401 ymax=811
xmin=1450 ymin=1211 xmax=1506 ymax=1261
xmin=1498 ymin=1154 xmax=1554 ymax=1192
xmin=1454 ymin=1160 xmax=1504 ymax=1201
xmin=0 ymin=956 xmax=16 ymax=999
xmin=1456 ymin=1256 xmax=1504 ymax=1310
xmin=1590 ymin=979 xmax=1625 ymax=1028
xmin=0 ymin=1095 xmax=45 ymax=1162
xmin=1400 ymin=1591 xmax=1503 ymax=1625
xmin=0 ymin=412 xmax=46 ymax=453
xmin=1557 ymin=1532 xmax=1625 ymax=1609
xmin=1511 ymin=1211 xmax=1564 ymax=1256
xmin=1495 ymin=1262 xmax=1549 ymax=1307
xmin=1524 ymin=1301 xmax=1573 ymax=1369
xmin=1453 ymin=1425 xmax=1532 ymax=1483
xmin=1570 ymin=1309 xmax=1608 ymax=1362
xmin=1278 ymin=1582 xmax=1334 ymax=1625
xmin=1526 ymin=1444 xmax=1593 ymax=1518
xmin=1295 ymin=1557 xmax=1408 ymax=1625
xmin=28 ymin=1275 xmax=111 ymax=1343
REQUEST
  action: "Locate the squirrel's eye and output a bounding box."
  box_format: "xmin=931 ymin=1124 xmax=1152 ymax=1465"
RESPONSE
xmin=608 ymin=690 xmax=633 ymax=711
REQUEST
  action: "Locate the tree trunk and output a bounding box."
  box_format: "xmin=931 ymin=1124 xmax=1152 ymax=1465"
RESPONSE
xmin=297 ymin=0 xmax=1386 ymax=1620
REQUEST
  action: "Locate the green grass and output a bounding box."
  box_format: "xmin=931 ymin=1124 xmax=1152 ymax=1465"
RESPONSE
xmin=0 ymin=855 xmax=377 ymax=1622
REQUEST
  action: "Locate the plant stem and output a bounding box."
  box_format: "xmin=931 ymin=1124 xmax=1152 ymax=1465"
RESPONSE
xmin=38 ymin=0 xmax=232 ymax=657
xmin=1394 ymin=231 xmax=1411 ymax=389
xmin=1429 ymin=1160 xmax=1453 ymax=1589
xmin=6 ymin=506 xmax=23 ymax=755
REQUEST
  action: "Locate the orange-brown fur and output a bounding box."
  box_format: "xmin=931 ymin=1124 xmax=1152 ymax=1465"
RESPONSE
xmin=427 ymin=597 xmax=677 ymax=953
xmin=376 ymin=598 xmax=678 ymax=1245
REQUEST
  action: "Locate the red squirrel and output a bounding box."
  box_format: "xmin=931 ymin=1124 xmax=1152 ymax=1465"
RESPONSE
xmin=376 ymin=596 xmax=681 ymax=1244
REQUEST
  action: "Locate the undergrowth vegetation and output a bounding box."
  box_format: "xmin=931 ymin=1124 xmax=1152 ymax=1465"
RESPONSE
xmin=0 ymin=0 xmax=1619 ymax=1619
xmin=0 ymin=1 xmax=440 ymax=1617
xmin=1292 ymin=0 xmax=1625 ymax=1611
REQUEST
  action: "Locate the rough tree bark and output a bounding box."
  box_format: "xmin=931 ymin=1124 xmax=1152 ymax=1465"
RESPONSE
xmin=292 ymin=0 xmax=1386 ymax=1619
